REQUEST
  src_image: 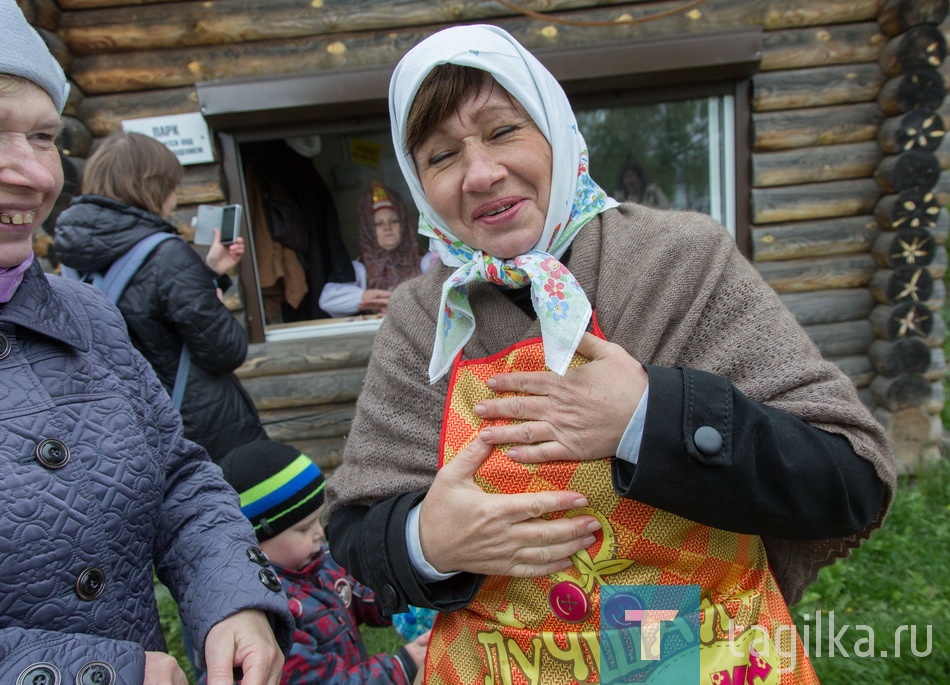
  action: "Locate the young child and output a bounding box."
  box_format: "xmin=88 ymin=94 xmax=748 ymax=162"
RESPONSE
xmin=219 ymin=439 xmax=429 ymax=684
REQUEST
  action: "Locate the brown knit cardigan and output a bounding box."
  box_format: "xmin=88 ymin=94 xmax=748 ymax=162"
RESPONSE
xmin=326 ymin=202 xmax=896 ymax=605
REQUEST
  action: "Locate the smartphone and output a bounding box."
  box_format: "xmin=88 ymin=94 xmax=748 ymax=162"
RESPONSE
xmin=193 ymin=204 xmax=243 ymax=246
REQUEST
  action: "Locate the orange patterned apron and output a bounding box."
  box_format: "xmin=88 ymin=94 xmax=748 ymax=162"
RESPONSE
xmin=424 ymin=326 xmax=817 ymax=685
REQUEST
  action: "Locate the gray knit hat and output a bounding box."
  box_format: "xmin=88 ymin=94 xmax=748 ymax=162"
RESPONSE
xmin=1 ymin=0 xmax=69 ymax=113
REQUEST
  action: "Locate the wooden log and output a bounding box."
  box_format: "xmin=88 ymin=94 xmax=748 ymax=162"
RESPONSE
xmin=62 ymin=79 xmax=83 ymax=119
xmin=934 ymin=169 xmax=950 ymax=205
xmin=763 ymin=0 xmax=882 ymax=30
xmin=752 ymin=64 xmax=884 ymax=113
xmin=751 ymin=215 xmax=878 ymax=262
xmin=291 ymin=437 xmax=346 ymax=472
xmin=934 ymin=207 xmax=950 ymax=242
xmin=870 ymin=372 xmax=937 ymax=411
xmin=936 ymin=123 xmax=950 ymax=168
xmin=873 ymin=149 xmax=941 ymax=193
xmin=58 ymin=0 xmax=177 ymax=6
xmin=878 ymin=69 xmax=946 ymax=116
xmin=879 ymin=0 xmax=950 ymax=38
xmin=58 ymin=0 xmax=640 ymax=54
xmin=79 ymin=87 xmax=200 ymax=137
xmin=872 ymin=406 xmax=943 ymax=474
xmin=801 ymin=319 xmax=875 ymax=357
xmin=760 ymin=22 xmax=885 ymax=73
xmin=925 ymin=306 xmax=947 ymax=346
xmin=830 ymin=354 xmax=875 ymax=388
xmin=870 ymin=301 xmax=936 ymax=339
xmin=925 ymin=244 xmax=948 ymax=278
xmin=869 ymin=265 xmax=936 ymax=304
xmin=751 ymin=179 xmax=880 ymax=224
xmin=872 ymin=227 xmax=938 ymax=267
xmin=926 ymin=275 xmax=947 ymax=309
xmin=874 ymin=186 xmax=943 ymax=229
xmin=17 ymin=0 xmax=60 ymax=30
xmin=258 ymin=403 xmax=355 ymax=442
xmin=879 ymin=25 xmax=947 ymax=77
xmin=878 ymin=108 xmax=946 ymax=154
xmin=178 ymin=164 xmax=225 ymax=205
xmin=66 ymin=5 xmax=763 ymax=94
xmin=238 ymin=333 xmax=376 ymax=378
xmin=242 ymin=367 xmax=367 ymax=411
xmin=167 ymin=205 xmax=198 ymax=243
xmin=36 ymin=27 xmax=71 ymax=73
xmin=869 ymin=336 xmax=934 ymax=375
xmin=57 ymin=116 xmax=92 ymax=159
xmin=751 ymin=141 xmax=882 ymax=187
xmin=778 ymin=288 xmax=875 ymax=325
xmin=756 ymin=254 xmax=877 ymax=293
xmin=925 ymin=345 xmax=948 ymax=382
xmin=752 ymin=103 xmax=884 ymax=151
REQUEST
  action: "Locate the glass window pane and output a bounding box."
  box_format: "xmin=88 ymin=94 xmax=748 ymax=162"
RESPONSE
xmin=576 ymin=95 xmax=735 ymax=236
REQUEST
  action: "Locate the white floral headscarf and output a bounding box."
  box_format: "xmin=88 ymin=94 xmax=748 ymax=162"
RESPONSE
xmin=389 ymin=24 xmax=618 ymax=382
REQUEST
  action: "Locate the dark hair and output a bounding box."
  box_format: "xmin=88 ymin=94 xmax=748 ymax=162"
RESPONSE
xmin=617 ymin=159 xmax=647 ymax=190
xmin=404 ymin=64 xmax=495 ymax=156
xmin=82 ymin=131 xmax=183 ymax=217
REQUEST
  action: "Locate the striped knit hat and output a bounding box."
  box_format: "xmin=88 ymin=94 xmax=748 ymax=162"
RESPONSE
xmin=219 ymin=440 xmax=326 ymax=541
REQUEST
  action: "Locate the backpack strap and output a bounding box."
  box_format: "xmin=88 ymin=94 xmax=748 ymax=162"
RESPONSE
xmin=63 ymin=232 xmax=192 ymax=410
xmin=98 ymin=232 xmax=180 ymax=304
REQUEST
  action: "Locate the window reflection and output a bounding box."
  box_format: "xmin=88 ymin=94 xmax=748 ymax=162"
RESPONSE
xmin=576 ymin=95 xmax=735 ymax=235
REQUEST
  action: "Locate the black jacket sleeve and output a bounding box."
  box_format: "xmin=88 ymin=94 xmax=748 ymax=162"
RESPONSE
xmin=612 ymin=364 xmax=886 ymax=539
xmin=326 ymin=491 xmax=483 ymax=616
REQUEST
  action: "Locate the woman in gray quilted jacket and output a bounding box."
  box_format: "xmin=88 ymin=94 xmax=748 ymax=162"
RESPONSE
xmin=0 ymin=3 xmax=293 ymax=683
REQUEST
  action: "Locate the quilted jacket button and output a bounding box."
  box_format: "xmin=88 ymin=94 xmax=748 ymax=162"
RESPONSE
xmin=75 ymin=566 xmax=106 ymax=601
xmin=246 ymin=546 xmax=270 ymax=567
xmin=258 ymin=568 xmax=282 ymax=592
xmin=379 ymin=583 xmax=399 ymax=610
xmin=35 ymin=439 xmax=70 ymax=469
xmin=75 ymin=662 xmax=116 ymax=685
xmin=0 ymin=331 xmax=11 ymax=360
xmin=16 ymin=662 xmax=61 ymax=685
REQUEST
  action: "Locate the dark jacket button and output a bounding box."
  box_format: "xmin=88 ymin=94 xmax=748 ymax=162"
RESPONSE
xmin=16 ymin=663 xmax=61 ymax=685
xmin=75 ymin=662 xmax=116 ymax=685
xmin=379 ymin=583 xmax=399 ymax=610
xmin=35 ymin=439 xmax=70 ymax=469
xmin=246 ymin=546 xmax=270 ymax=567
xmin=0 ymin=331 xmax=11 ymax=360
xmin=75 ymin=567 xmax=106 ymax=601
xmin=693 ymin=426 xmax=724 ymax=456
xmin=259 ymin=568 xmax=282 ymax=592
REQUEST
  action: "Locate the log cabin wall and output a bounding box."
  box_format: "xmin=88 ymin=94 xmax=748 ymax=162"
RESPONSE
xmin=867 ymin=0 xmax=949 ymax=471
xmin=20 ymin=0 xmax=949 ymax=473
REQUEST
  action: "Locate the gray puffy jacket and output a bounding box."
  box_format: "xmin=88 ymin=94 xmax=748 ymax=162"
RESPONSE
xmin=0 ymin=263 xmax=293 ymax=683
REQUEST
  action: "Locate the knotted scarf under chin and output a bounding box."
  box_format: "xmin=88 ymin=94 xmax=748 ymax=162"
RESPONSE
xmin=429 ymin=248 xmax=591 ymax=383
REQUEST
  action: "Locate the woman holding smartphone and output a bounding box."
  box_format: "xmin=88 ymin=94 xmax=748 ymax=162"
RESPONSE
xmin=54 ymin=130 xmax=268 ymax=462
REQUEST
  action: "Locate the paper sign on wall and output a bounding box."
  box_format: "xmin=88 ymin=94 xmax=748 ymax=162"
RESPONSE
xmin=121 ymin=112 xmax=215 ymax=165
xmin=349 ymin=138 xmax=381 ymax=168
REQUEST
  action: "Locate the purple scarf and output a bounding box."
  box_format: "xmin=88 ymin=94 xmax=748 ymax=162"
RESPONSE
xmin=0 ymin=253 xmax=34 ymax=303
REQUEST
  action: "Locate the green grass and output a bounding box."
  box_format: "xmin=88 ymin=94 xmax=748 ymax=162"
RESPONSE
xmin=788 ymin=459 xmax=950 ymax=683
xmin=155 ymin=577 xmax=197 ymax=683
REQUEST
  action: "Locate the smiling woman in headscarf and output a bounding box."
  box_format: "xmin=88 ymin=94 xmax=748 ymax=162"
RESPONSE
xmin=325 ymin=24 xmax=894 ymax=684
